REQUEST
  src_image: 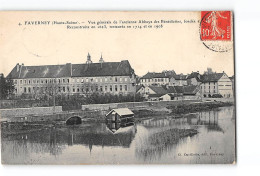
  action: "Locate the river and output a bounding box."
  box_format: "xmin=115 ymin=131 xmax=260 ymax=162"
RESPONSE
xmin=1 ymin=106 xmax=235 ymax=164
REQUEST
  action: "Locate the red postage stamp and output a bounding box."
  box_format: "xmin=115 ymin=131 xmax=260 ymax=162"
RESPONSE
xmin=200 ymin=11 xmax=231 ymax=41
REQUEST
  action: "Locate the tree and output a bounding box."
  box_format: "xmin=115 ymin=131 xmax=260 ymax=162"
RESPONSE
xmin=0 ymin=74 xmax=15 ymax=99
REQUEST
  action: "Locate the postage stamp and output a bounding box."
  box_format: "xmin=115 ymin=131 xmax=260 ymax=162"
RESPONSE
xmin=200 ymin=11 xmax=233 ymax=52
xmin=200 ymin=11 xmax=231 ymax=41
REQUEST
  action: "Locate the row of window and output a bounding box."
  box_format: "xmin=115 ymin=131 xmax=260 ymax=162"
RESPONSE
xmin=14 ymin=77 xmax=130 ymax=85
xmin=20 ymin=85 xmax=129 ymax=93
xmin=141 ymin=78 xmax=168 ymax=82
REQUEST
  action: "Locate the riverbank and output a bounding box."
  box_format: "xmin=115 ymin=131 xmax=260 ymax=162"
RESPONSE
xmin=133 ymin=101 xmax=234 ymax=119
xmin=0 ymin=99 xmax=234 ymax=123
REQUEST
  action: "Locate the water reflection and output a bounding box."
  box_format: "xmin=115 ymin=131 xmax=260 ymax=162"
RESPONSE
xmin=1 ymin=106 xmax=235 ymax=164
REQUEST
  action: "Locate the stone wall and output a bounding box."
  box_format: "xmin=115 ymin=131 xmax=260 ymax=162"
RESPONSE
xmin=0 ymin=106 xmax=63 ymax=118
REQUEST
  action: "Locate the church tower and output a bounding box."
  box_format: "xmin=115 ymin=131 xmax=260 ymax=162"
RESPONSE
xmin=86 ymin=52 xmax=92 ymax=64
xmin=99 ymin=53 xmax=104 ymax=63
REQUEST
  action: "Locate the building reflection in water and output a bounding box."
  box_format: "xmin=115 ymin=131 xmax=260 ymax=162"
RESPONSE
xmin=1 ymin=121 xmax=137 ymax=161
xmin=1 ymin=107 xmax=234 ymax=164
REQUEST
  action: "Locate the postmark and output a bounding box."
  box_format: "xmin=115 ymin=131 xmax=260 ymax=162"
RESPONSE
xmin=200 ymin=11 xmax=233 ymax=52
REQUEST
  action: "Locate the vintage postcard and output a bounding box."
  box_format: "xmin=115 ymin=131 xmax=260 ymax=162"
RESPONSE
xmin=0 ymin=11 xmax=235 ymax=164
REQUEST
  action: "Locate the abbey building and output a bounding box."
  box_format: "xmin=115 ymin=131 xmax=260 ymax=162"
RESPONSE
xmin=7 ymin=54 xmax=136 ymax=96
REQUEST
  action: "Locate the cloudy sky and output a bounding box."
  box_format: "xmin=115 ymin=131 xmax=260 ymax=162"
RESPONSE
xmin=0 ymin=11 xmax=234 ymax=77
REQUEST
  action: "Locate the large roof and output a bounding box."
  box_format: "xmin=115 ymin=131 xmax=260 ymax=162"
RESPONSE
xmin=7 ymin=60 xmax=134 ymax=79
xmin=201 ymin=73 xmax=224 ymax=82
xmin=173 ymin=74 xmax=187 ymax=80
xmin=167 ymin=85 xmax=200 ymax=95
xmin=148 ymin=86 xmax=168 ymax=95
xmin=141 ymin=71 xmax=175 ymax=79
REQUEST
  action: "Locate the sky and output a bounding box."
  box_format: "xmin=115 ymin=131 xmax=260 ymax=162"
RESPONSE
xmin=0 ymin=11 xmax=234 ymax=77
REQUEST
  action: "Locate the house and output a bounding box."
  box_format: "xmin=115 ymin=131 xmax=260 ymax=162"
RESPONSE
xmin=160 ymin=93 xmax=175 ymax=101
xmin=140 ymin=71 xmax=176 ymax=86
xmin=160 ymin=85 xmax=201 ymax=101
xmin=143 ymin=85 xmax=168 ymax=101
xmin=136 ymin=84 xmax=145 ymax=95
xmin=169 ymin=74 xmax=188 ymax=86
xmin=105 ymin=108 xmax=134 ymax=124
xmin=7 ymin=54 xmax=136 ymax=96
xmin=200 ymin=72 xmax=233 ymax=98
xmin=186 ymin=71 xmax=203 ymax=85
xmin=229 ymin=75 xmax=235 ymax=91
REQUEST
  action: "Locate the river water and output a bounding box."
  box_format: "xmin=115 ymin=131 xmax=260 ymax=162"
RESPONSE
xmin=1 ymin=106 xmax=235 ymax=164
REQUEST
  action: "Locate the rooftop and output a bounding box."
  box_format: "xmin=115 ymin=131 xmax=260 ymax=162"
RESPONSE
xmin=7 ymin=60 xmax=134 ymax=79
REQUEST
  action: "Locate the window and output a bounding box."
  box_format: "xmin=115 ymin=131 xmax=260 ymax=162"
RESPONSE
xmin=105 ymin=86 xmax=107 ymax=91
xmin=67 ymin=79 xmax=70 ymax=83
xmin=58 ymin=79 xmax=61 ymax=83
xmin=125 ymin=85 xmax=127 ymax=91
xmin=110 ymin=85 xmax=113 ymax=91
xmin=20 ymin=80 xmax=22 ymax=84
xmin=115 ymin=77 xmax=118 ymax=82
xmin=24 ymin=80 xmax=27 ymax=84
xmin=73 ymin=88 xmax=75 ymax=92
xmin=100 ymin=86 xmax=103 ymax=91
xmin=28 ymin=87 xmax=31 ymax=93
xmin=96 ymin=86 xmax=98 ymax=91
xmin=67 ymin=87 xmax=70 ymax=92
xmin=77 ymin=87 xmax=80 ymax=92
xmin=125 ymin=78 xmax=128 ymax=82
xmin=14 ymin=80 xmax=17 ymax=84
xmin=45 ymin=79 xmax=48 ymax=84
xmin=95 ymin=78 xmax=98 ymax=82
xmin=81 ymin=78 xmax=84 ymax=83
xmin=86 ymin=78 xmax=88 ymax=82
xmin=120 ymin=85 xmax=122 ymax=91
xmin=105 ymin=78 xmax=108 ymax=82
xmin=77 ymin=79 xmax=79 ymax=83
xmin=86 ymin=87 xmax=89 ymax=92
xmin=115 ymin=85 xmax=118 ymax=91
xmin=63 ymin=87 xmax=65 ymax=92
xmin=24 ymin=87 xmax=27 ymax=93
xmin=120 ymin=77 xmax=122 ymax=82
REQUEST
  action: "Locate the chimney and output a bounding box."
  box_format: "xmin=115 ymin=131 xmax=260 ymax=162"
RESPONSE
xmin=16 ymin=63 xmax=20 ymax=72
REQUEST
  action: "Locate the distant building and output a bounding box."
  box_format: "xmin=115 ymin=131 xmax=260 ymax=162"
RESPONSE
xmin=200 ymin=72 xmax=233 ymax=98
xmin=169 ymin=74 xmax=188 ymax=86
xmin=7 ymin=54 xmax=136 ymax=96
xmin=229 ymin=75 xmax=235 ymax=91
xmin=186 ymin=71 xmax=203 ymax=86
xmin=160 ymin=85 xmax=201 ymax=101
xmin=139 ymin=71 xmax=175 ymax=86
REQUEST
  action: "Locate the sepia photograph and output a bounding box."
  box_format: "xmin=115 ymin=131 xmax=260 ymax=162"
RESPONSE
xmin=0 ymin=11 xmax=235 ymax=164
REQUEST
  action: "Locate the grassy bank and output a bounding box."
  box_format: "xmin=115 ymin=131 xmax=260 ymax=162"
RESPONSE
xmin=133 ymin=101 xmax=233 ymax=118
xmin=167 ymin=101 xmax=233 ymax=115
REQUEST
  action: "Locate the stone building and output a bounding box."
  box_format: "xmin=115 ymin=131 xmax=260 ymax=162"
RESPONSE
xmin=139 ymin=71 xmax=175 ymax=86
xmin=7 ymin=54 xmax=136 ymax=96
xmin=200 ymin=72 xmax=233 ymax=98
